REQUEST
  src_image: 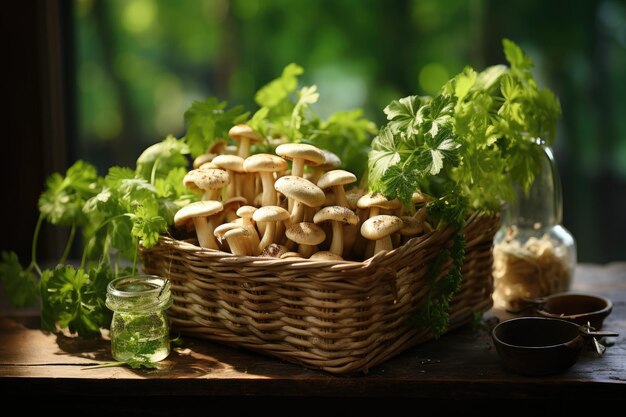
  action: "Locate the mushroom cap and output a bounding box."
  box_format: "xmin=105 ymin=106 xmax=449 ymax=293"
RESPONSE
xmin=198 ymin=161 xmax=219 ymax=170
xmin=229 ymin=124 xmax=263 ymax=142
xmin=357 ymin=192 xmax=402 ymax=210
xmin=309 ymin=251 xmax=343 ymax=261
xmin=174 ymin=200 xmax=223 ymax=227
xmin=275 ymin=143 xmax=325 ymax=166
xmin=313 ymin=206 xmax=358 ymax=225
xmin=214 ymin=222 xmax=241 ymax=238
xmin=236 ymin=205 xmax=257 ymax=218
xmin=317 ymin=169 xmax=357 ymax=190
xmin=285 ymin=222 xmax=326 ymax=245
xmin=243 ymin=153 xmax=288 ymax=173
xmin=345 ymin=188 xmax=366 ymax=210
xmin=224 ymin=226 xmax=251 ymax=240
xmin=222 ymin=196 xmax=248 ymax=210
xmin=318 ymin=150 xmax=341 ymax=170
xmin=399 ymin=215 xmax=424 ymax=236
xmin=280 ymin=251 xmax=302 ymax=259
xmin=411 ymin=191 xmax=431 ymax=204
xmin=212 ymin=154 xmax=245 ymax=172
xmin=193 ymin=153 xmax=217 ymax=169
xmin=361 ymin=215 xmax=403 ymax=240
xmin=253 ymin=205 xmax=290 ymax=223
xmin=183 ymin=169 xmax=229 ymax=192
xmin=260 ymin=243 xmax=289 ymax=258
xmin=274 ymin=176 xmax=325 ymax=207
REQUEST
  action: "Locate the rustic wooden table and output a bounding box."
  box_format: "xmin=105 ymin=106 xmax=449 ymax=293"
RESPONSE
xmin=1 ymin=264 xmax=625 ymax=409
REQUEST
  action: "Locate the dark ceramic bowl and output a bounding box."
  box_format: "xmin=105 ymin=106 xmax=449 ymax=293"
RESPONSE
xmin=492 ymin=317 xmax=587 ymax=376
xmin=535 ymin=293 xmax=612 ymax=330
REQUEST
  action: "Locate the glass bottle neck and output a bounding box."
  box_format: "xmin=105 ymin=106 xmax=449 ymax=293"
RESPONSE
xmin=505 ymin=140 xmax=563 ymax=230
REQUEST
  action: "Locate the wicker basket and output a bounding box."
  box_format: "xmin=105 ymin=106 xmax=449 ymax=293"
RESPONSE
xmin=141 ymin=213 xmax=499 ymax=374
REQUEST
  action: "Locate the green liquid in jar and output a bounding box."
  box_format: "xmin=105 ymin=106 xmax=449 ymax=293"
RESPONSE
xmin=110 ymin=311 xmax=170 ymax=362
xmin=106 ymin=275 xmax=172 ymax=363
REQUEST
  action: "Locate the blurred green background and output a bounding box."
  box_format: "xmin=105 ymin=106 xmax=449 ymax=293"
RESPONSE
xmin=72 ymin=0 xmax=626 ymax=262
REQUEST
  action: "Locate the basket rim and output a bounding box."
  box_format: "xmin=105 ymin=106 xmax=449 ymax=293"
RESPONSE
xmin=145 ymin=211 xmax=492 ymax=269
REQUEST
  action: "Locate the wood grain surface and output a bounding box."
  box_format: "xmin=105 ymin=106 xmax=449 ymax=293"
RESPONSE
xmin=1 ymin=263 xmax=625 ymax=402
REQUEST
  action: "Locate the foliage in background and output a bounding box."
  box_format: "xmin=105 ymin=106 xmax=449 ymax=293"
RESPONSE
xmin=72 ymin=0 xmax=626 ymax=262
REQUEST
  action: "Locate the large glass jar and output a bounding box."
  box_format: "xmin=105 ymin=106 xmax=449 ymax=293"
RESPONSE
xmin=106 ymin=275 xmax=172 ymax=363
xmin=492 ymin=140 xmax=576 ymax=310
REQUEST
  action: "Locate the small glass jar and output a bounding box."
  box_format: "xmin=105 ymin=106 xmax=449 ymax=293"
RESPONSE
xmin=493 ymin=140 xmax=576 ymax=310
xmin=106 ymin=275 xmax=172 ymax=363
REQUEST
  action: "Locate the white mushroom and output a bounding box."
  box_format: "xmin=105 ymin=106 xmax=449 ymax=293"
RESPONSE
xmin=360 ymin=215 xmax=403 ymax=256
xmin=275 ymin=143 xmax=325 ymax=178
xmin=183 ymin=168 xmax=229 ymax=201
xmin=313 ymin=206 xmax=358 ymax=258
xmin=229 ymin=124 xmax=263 ymax=159
xmin=274 ymin=176 xmax=325 ymax=223
xmin=253 ymin=205 xmax=290 ymax=253
xmin=317 ymin=169 xmax=356 ymax=208
xmin=285 ymin=222 xmax=326 ymax=258
xmin=174 ymin=201 xmax=224 ymax=250
xmin=243 ymin=154 xmax=288 ymax=207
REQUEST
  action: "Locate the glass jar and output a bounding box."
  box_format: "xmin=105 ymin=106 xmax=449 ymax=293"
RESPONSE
xmin=106 ymin=275 xmax=172 ymax=363
xmin=492 ymin=140 xmax=576 ymax=310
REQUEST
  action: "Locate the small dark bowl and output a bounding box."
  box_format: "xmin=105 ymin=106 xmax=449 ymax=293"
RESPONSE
xmin=492 ymin=317 xmax=585 ymax=376
xmin=536 ymin=293 xmax=612 ymax=329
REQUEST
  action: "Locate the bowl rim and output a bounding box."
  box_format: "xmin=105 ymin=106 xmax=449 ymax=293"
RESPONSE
xmin=492 ymin=317 xmax=582 ymax=350
xmin=536 ymin=292 xmax=612 ymax=320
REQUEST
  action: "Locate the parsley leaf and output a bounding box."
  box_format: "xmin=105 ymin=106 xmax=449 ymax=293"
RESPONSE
xmin=183 ymin=97 xmax=248 ymax=157
xmin=0 ymin=251 xmax=37 ymax=307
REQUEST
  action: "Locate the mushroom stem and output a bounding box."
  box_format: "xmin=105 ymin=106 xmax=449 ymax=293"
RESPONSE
xmin=298 ymin=244 xmax=317 ymax=258
xmin=374 ymin=236 xmax=393 ymax=255
xmin=205 ymin=189 xmax=221 ymax=201
xmin=291 ymin=158 xmax=305 ymax=177
xmin=333 ymin=185 xmax=348 ymax=208
xmin=193 ymin=217 xmax=218 ymax=250
xmin=258 ymin=221 xmax=276 ymax=253
xmin=238 ymin=137 xmax=251 ymax=158
xmin=329 ymin=221 xmax=344 ymax=256
xmin=260 ymin=172 xmax=277 ymax=206
xmin=291 ymin=200 xmax=305 ymax=223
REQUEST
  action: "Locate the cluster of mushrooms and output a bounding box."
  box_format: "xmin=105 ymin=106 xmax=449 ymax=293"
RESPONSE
xmin=173 ymin=124 xmax=433 ymax=261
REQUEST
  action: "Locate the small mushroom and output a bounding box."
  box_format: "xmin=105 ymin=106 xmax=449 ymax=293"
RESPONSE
xmin=229 ymin=124 xmax=263 ymax=159
xmin=260 ymin=243 xmax=289 ymax=258
xmin=360 ymin=215 xmax=403 ymax=256
xmin=222 ymin=196 xmax=248 ymax=223
xmin=357 ymin=193 xmax=402 ymax=217
xmin=212 ymin=154 xmax=246 ymax=199
xmin=274 ymin=176 xmax=325 ymax=223
xmin=309 ymin=251 xmax=343 ymax=261
xmin=308 ymin=149 xmax=341 ymax=183
xmin=224 ymin=227 xmax=252 ymax=256
xmin=213 ymin=222 xmax=242 ymax=251
xmin=236 ymin=205 xmax=261 ymax=255
xmin=193 ymin=153 xmax=218 ymax=169
xmin=183 ymin=168 xmax=229 ymax=201
xmin=174 ymin=201 xmax=223 ymax=250
xmin=253 ymin=205 xmax=290 ymax=253
xmin=285 ymin=222 xmax=326 ymax=258
xmin=280 ymin=251 xmax=302 ymax=259
xmin=313 ymin=206 xmax=358 ymax=257
xmin=243 ymin=154 xmax=288 ymax=206
xmin=275 ymin=143 xmax=325 ymax=178
xmin=317 ymin=169 xmax=356 ymax=208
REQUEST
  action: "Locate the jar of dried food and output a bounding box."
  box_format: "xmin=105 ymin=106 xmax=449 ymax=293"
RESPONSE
xmin=493 ymin=140 xmax=576 ymax=310
xmin=106 ymin=275 xmax=172 ymax=363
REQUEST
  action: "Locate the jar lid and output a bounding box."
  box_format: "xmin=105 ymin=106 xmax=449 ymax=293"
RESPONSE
xmin=106 ymin=274 xmax=171 ymax=313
